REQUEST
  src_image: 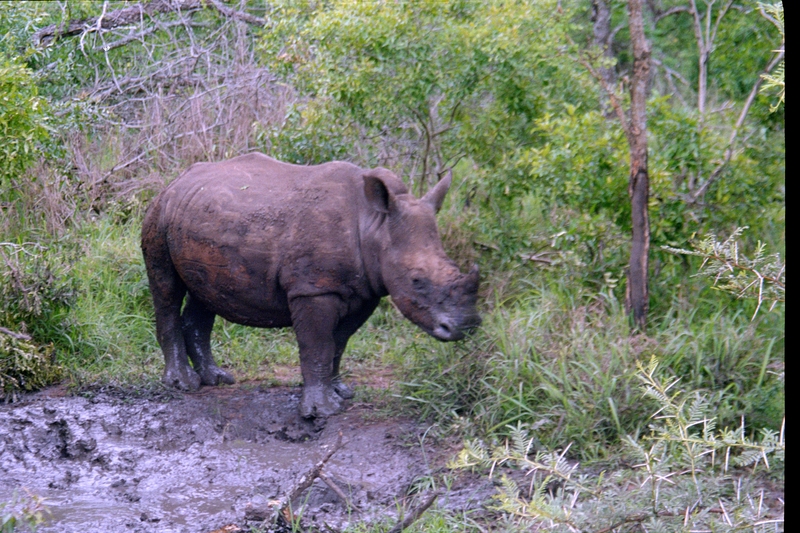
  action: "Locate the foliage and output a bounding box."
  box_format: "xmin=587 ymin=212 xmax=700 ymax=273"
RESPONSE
xmin=663 ymin=228 xmax=785 ymax=319
xmin=450 ymin=357 xmax=784 ymax=532
xmin=0 ymin=330 xmax=61 ymax=402
xmin=395 ymin=270 xmax=783 ymax=459
xmin=259 ymin=0 xmax=587 ymax=187
xmin=257 ymin=0 xmax=786 ymax=285
xmin=0 ymin=59 xmax=50 ymax=202
xmin=0 ymin=242 xmax=76 ymax=348
xmin=758 ymin=3 xmax=784 ymax=111
xmin=0 ymin=490 xmax=48 ymax=533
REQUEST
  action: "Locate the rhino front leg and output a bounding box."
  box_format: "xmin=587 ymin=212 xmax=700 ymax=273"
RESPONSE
xmin=182 ymin=294 xmax=235 ymax=386
xmin=290 ymin=295 xmax=346 ymax=418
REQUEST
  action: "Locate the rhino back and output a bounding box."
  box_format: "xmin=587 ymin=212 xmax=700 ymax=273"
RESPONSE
xmin=158 ymin=153 xmax=373 ymax=326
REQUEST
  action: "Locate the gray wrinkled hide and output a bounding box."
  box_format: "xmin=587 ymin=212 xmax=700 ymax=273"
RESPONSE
xmin=142 ymin=153 xmax=480 ymax=418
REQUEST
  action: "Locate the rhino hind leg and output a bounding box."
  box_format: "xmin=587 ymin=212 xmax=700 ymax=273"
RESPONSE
xmin=330 ymin=342 xmax=354 ymax=400
xmin=331 ymin=375 xmax=355 ymax=400
xmin=182 ymin=294 xmax=235 ymax=386
xmin=142 ymin=208 xmax=202 ymax=391
xmin=145 ymin=263 xmax=202 ymax=391
xmin=158 ymin=308 xmax=202 ymax=392
xmin=329 ymin=302 xmax=378 ymax=401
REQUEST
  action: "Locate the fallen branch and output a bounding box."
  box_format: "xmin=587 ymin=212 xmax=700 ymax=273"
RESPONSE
xmin=318 ymin=471 xmax=360 ymax=513
xmin=272 ymin=431 xmax=346 ymax=525
xmin=33 ymin=0 xmax=266 ymax=47
xmin=0 ymin=327 xmax=33 ymax=341
xmin=387 ymin=490 xmax=441 ymax=533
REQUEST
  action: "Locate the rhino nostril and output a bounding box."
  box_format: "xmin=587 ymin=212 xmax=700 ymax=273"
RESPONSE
xmin=438 ymin=322 xmax=452 ymax=335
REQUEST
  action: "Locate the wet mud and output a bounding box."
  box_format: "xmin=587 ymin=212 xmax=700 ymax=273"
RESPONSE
xmin=0 ymin=384 xmax=494 ymax=532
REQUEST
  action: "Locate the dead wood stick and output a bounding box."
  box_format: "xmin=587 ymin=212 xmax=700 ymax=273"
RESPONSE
xmin=33 ymin=0 xmax=265 ymax=47
xmin=388 ymin=490 xmax=441 ymax=533
xmin=0 ymin=327 xmax=32 ymax=341
xmin=273 ymin=431 xmax=346 ymax=523
xmin=318 ymin=471 xmax=360 ymax=512
xmin=33 ymin=0 xmax=202 ymax=47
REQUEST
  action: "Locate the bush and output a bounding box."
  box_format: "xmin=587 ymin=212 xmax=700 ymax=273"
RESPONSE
xmin=0 ymin=330 xmax=61 ymax=401
xmin=0 ymin=59 xmax=50 ymax=203
xmin=450 ymin=357 xmax=784 ymax=532
xmin=0 ymin=242 xmax=76 ymax=348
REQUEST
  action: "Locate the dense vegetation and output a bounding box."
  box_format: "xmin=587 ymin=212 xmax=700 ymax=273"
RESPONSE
xmin=1 ymin=1 xmax=783 ymax=531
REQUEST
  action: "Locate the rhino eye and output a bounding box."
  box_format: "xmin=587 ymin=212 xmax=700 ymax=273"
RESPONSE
xmin=412 ymin=277 xmax=428 ymax=292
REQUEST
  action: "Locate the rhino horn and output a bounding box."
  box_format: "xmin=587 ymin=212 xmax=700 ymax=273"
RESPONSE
xmin=422 ymin=170 xmax=452 ymax=213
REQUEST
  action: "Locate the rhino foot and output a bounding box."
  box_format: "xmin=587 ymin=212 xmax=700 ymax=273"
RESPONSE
xmin=299 ymin=385 xmax=344 ymax=419
xmin=162 ymin=366 xmax=202 ymax=391
xmin=198 ymin=365 xmax=235 ymax=386
xmin=332 ymin=378 xmax=355 ymax=400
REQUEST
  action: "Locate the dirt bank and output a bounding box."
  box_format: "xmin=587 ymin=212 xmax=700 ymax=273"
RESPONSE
xmin=0 ymin=384 xmax=494 ymax=532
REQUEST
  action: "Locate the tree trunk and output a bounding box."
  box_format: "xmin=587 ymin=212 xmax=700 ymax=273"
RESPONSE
xmin=592 ymin=0 xmax=616 ymax=89
xmin=625 ymin=0 xmax=651 ymax=331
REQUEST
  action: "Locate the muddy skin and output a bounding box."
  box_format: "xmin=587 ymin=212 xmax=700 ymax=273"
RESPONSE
xmin=0 ymin=386 xmax=499 ymax=532
xmin=141 ymin=153 xmax=481 ymax=418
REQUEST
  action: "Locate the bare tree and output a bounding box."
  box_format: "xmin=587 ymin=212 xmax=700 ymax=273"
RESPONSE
xmin=626 ymin=0 xmax=651 ymax=331
xmin=31 ymin=0 xmax=289 ymax=207
xmin=580 ymin=0 xmax=652 ymax=330
xmin=647 ymin=1 xmax=785 ymax=204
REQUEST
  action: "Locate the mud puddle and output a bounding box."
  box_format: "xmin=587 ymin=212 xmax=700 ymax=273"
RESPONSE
xmin=0 ymin=384 xmax=493 ymax=532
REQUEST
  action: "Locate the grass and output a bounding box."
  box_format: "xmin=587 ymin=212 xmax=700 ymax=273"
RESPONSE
xmin=1 ymin=206 xmax=783 ymax=459
xmin=1 ymin=208 xmax=783 ymax=531
xmin=16 ymin=210 xmax=778 ymax=454
xmin=62 ymin=217 xmax=161 ymax=387
xmin=391 ymin=271 xmax=784 ymax=462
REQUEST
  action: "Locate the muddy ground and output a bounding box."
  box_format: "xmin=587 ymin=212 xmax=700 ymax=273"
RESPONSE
xmin=0 ymin=384 xmax=495 ymax=532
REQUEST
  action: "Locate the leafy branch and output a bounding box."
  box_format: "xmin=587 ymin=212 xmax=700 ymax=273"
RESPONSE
xmin=758 ymin=2 xmax=784 ymax=112
xmin=449 ymin=426 xmax=595 ymax=529
xmin=450 ymin=356 xmax=784 ymax=532
xmin=633 ymin=356 xmax=785 ymax=477
xmin=662 ymin=227 xmax=785 ymax=319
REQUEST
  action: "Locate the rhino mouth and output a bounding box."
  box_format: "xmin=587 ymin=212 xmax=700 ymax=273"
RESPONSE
xmin=430 ymin=313 xmax=482 ymax=342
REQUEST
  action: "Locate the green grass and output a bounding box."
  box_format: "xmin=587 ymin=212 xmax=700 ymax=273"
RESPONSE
xmin=62 ymin=217 xmax=161 ymax=386
xmin=6 ymin=210 xmax=782 ymax=466
xmin=392 ymin=271 xmax=784 ymax=461
xmin=0 ymin=206 xmax=783 ymax=533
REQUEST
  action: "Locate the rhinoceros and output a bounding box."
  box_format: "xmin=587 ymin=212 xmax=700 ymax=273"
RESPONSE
xmin=141 ymin=152 xmax=480 ymax=417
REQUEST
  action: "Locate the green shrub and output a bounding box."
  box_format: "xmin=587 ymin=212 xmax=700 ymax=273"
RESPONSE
xmin=395 ymin=268 xmax=783 ymax=460
xmin=0 ymin=59 xmax=50 ymax=203
xmin=0 ymin=242 xmax=76 ymax=348
xmin=0 ymin=330 xmax=61 ymax=401
xmin=450 ymin=357 xmax=784 ymax=532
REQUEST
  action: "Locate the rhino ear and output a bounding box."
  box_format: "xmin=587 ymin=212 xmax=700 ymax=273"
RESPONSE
xmin=422 ymin=170 xmax=452 ymax=213
xmin=364 ymin=174 xmax=391 ymax=214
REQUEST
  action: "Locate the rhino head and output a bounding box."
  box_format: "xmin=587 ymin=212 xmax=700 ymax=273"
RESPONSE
xmin=363 ymin=169 xmax=481 ymax=341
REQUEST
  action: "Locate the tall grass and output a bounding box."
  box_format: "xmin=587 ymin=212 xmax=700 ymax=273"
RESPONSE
xmin=393 ymin=270 xmax=784 ymax=461
xmin=3 ymin=184 xmax=782 ymax=466
xmin=63 ymin=216 xmax=161 ymax=386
